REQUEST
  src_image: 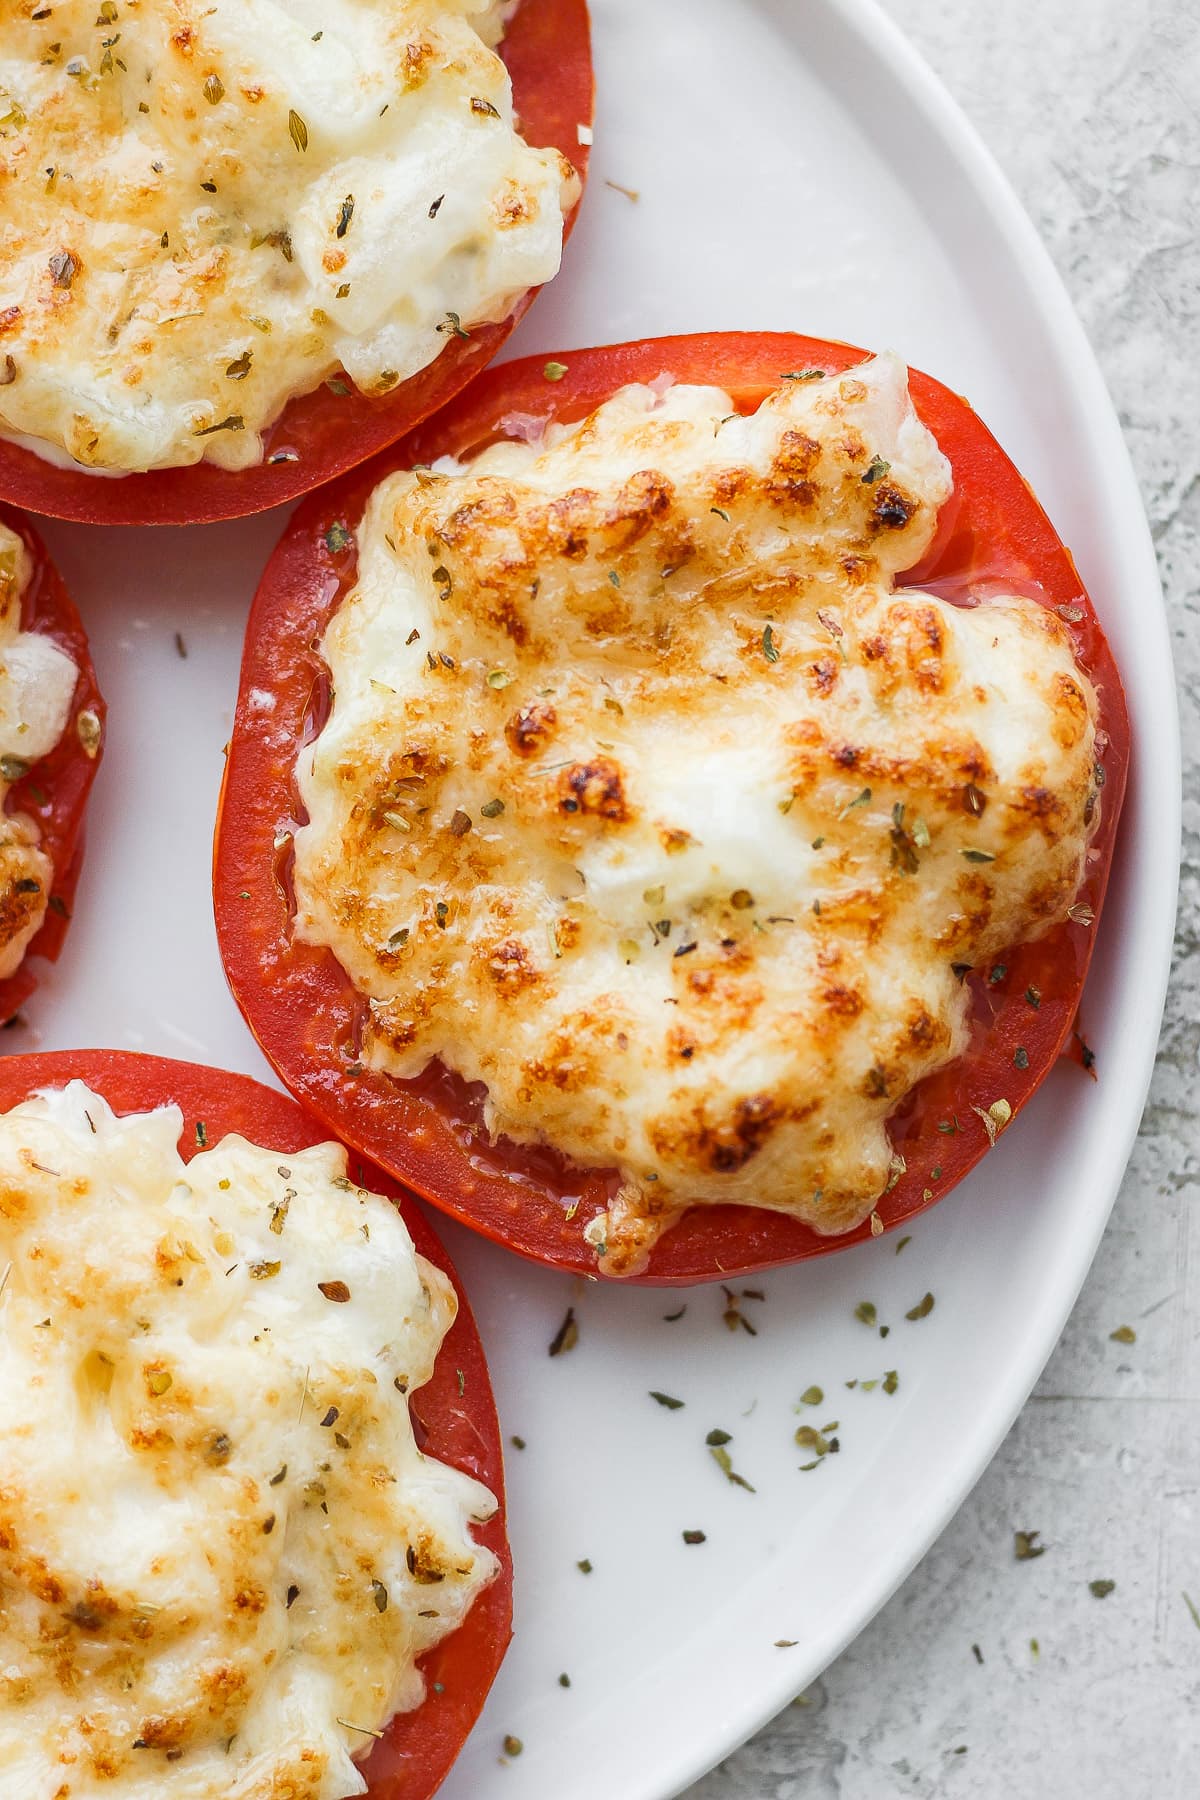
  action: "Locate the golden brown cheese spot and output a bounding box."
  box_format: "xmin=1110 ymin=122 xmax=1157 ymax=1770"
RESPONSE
xmin=506 ymin=701 xmax=556 ymax=756
xmin=871 ymin=482 xmax=917 ymax=531
xmin=1051 ymin=670 xmax=1092 ymax=748
xmin=807 ymin=654 xmax=841 ymax=698
xmin=0 ymin=865 xmax=42 ymax=941
xmin=648 ymin=1092 xmax=784 ymax=1176
xmin=486 ymin=938 xmax=540 ymax=995
xmin=557 ymin=757 xmax=629 ymax=821
xmin=294 ymin=356 xmax=1103 ymax=1273
xmin=765 ymin=427 xmax=821 ymax=509
xmin=492 ymin=177 xmax=536 ymax=228
xmin=440 ymin=487 xmax=520 ymax=547
xmin=821 ymin=981 xmax=864 ymax=1020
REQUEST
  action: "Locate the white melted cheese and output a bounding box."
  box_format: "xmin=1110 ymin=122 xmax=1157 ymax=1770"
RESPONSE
xmin=0 ymin=525 xmax=79 ymax=979
xmin=292 ymin=356 xmax=1102 ymax=1273
xmin=0 ymin=0 xmax=578 ymax=472
xmin=0 ymin=1081 xmax=497 ymax=1799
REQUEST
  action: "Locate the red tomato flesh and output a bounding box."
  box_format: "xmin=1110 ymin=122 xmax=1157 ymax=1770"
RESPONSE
xmin=0 ymin=0 xmax=592 ymax=528
xmin=0 ymin=1049 xmax=511 ymax=1799
xmin=215 ymin=332 xmax=1130 ymax=1285
xmin=0 ymin=505 xmax=104 ymax=1024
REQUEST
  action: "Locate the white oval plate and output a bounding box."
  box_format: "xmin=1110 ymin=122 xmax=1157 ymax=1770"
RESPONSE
xmin=24 ymin=1 xmax=1177 ymax=1797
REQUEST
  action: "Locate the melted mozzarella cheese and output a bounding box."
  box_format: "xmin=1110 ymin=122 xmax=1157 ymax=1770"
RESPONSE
xmin=0 ymin=0 xmax=578 ymax=473
xmin=0 ymin=1081 xmax=497 ymax=1799
xmin=293 ymin=355 xmax=1103 ymax=1273
xmin=0 ymin=526 xmax=80 ymax=979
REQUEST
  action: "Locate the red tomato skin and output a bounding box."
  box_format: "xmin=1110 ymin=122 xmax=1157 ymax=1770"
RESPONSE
xmin=215 ymin=332 xmax=1131 ymax=1286
xmin=0 ymin=505 xmax=104 ymax=1025
xmin=0 ymin=0 xmax=593 ymax=528
xmin=0 ymin=1049 xmax=512 ymax=1800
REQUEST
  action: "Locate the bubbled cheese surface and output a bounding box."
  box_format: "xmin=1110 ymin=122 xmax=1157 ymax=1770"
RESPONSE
xmin=0 ymin=0 xmax=578 ymax=472
xmin=0 ymin=524 xmax=79 ymax=980
xmin=0 ymin=1082 xmax=497 ymax=1798
xmin=292 ymin=355 xmax=1102 ymax=1274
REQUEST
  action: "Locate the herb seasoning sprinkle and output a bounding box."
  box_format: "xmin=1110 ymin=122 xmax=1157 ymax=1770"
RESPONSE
xmin=548 ymin=1307 xmax=578 ymax=1357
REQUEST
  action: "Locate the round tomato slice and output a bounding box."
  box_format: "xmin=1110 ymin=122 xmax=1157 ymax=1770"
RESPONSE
xmin=0 ymin=0 xmax=592 ymax=529
xmin=215 ymin=331 xmax=1131 ymax=1285
xmin=0 ymin=505 xmax=104 ymax=1025
xmin=0 ymin=1048 xmax=511 ymax=1800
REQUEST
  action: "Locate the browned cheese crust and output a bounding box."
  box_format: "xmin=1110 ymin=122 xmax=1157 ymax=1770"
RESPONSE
xmin=294 ymin=357 xmax=1101 ymax=1272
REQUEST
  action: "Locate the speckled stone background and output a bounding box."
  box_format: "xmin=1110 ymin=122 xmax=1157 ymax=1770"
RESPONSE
xmin=684 ymin=2 xmax=1199 ymax=1795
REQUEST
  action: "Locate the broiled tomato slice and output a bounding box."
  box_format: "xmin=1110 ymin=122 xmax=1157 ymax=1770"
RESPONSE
xmin=0 ymin=1048 xmax=511 ymax=1799
xmin=214 ymin=332 xmax=1130 ymax=1285
xmin=0 ymin=505 xmax=104 ymax=1025
xmin=0 ymin=0 xmax=592 ymax=529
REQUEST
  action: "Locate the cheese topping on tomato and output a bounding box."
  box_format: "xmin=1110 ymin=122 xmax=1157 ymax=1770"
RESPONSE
xmin=0 ymin=0 xmax=578 ymax=473
xmin=0 ymin=1081 xmax=497 ymax=1798
xmin=0 ymin=525 xmax=80 ymax=979
xmin=293 ymin=355 xmax=1102 ymax=1273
